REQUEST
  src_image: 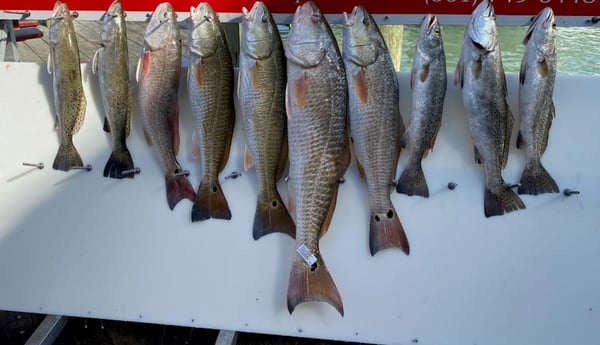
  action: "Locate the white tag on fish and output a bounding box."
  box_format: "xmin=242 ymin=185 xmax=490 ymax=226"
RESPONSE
xmin=296 ymin=244 xmax=317 ymax=267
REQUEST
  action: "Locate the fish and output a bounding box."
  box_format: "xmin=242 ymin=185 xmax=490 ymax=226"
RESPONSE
xmin=48 ymin=1 xmax=87 ymax=171
xmin=396 ymin=14 xmax=447 ymax=198
xmin=285 ymin=1 xmax=349 ymax=316
xmin=342 ymin=6 xmax=409 ymax=256
xmin=238 ymin=1 xmax=295 ymax=239
xmin=188 ymin=2 xmax=235 ymax=222
xmin=454 ymin=0 xmax=525 ymax=217
xmin=517 ymin=7 xmax=559 ymax=195
xmin=137 ymin=2 xmax=195 ymax=210
xmin=93 ymin=0 xmax=135 ymax=179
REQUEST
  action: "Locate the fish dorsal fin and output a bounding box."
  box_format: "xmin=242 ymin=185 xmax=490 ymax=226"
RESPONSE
xmin=243 ymin=143 xmax=253 ymax=171
xmin=191 ymin=129 xmax=201 ymax=159
xmin=276 ymin=130 xmax=289 ymax=181
xmin=72 ymin=93 xmax=87 ymax=134
xmin=218 ymin=111 xmax=235 ymax=172
xmin=353 ymin=68 xmax=368 ymax=104
xmin=170 ymin=101 xmax=180 ymax=155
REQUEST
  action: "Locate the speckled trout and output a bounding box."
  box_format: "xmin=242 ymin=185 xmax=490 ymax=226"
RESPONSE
xmin=238 ymin=1 xmax=294 ymax=239
xmin=455 ymin=0 xmax=525 ymax=217
xmin=188 ymin=3 xmax=235 ymax=222
xmin=286 ymin=1 xmax=349 ymax=316
xmin=343 ymin=6 xmax=409 ymax=256
xmin=397 ymin=14 xmax=447 ymax=198
xmin=48 ymin=1 xmax=87 ymax=171
xmin=517 ymin=7 xmax=559 ymax=195
xmin=93 ymin=0 xmax=135 ymax=179
xmin=137 ymin=2 xmax=195 ymax=210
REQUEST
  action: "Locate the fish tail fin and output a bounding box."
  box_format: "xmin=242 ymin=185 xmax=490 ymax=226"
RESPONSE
xmin=287 ymin=255 xmax=343 ymax=316
xmin=191 ymin=180 xmax=232 ymax=222
xmin=52 ymin=141 xmax=83 ymax=171
xmin=103 ymin=147 xmax=135 ymax=179
xmin=518 ymin=160 xmax=559 ymax=195
xmin=370 ymin=207 xmax=410 ymax=256
xmin=252 ymin=192 xmax=296 ymax=240
xmin=484 ymin=187 xmax=526 ymax=217
xmin=165 ymin=173 xmax=196 ymax=210
xmin=396 ymin=159 xmax=429 ymax=197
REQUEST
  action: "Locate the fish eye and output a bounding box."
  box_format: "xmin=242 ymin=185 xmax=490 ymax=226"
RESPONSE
xmin=261 ymin=15 xmax=268 ymax=23
xmin=362 ymin=17 xmax=368 ymax=25
xmin=434 ymin=28 xmax=440 ymax=35
xmin=311 ymin=13 xmax=320 ymax=23
xmin=552 ymin=22 xmax=556 ymax=29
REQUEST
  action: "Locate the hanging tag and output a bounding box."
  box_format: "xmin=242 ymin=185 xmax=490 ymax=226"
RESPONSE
xmin=296 ymin=244 xmax=317 ymax=267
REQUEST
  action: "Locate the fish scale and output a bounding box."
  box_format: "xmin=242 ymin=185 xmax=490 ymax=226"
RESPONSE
xmin=343 ymin=5 xmax=409 ymax=256
xmin=238 ymin=1 xmax=294 ymax=239
xmin=49 ymin=1 xmax=87 ymax=172
xmin=137 ymin=2 xmax=195 ymax=210
xmin=286 ymin=2 xmax=348 ymax=316
xmin=188 ymin=2 xmax=235 ymax=222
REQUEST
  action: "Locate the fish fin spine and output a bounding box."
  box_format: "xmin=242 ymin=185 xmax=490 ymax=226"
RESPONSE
xmin=287 ymin=255 xmax=344 ymax=316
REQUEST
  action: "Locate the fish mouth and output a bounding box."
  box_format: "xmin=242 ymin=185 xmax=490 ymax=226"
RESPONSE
xmin=343 ymin=6 xmax=367 ymax=26
xmin=421 ymin=14 xmax=437 ymax=30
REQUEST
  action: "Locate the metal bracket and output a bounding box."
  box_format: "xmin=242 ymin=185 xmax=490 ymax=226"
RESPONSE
xmin=24 ymin=315 xmax=68 ymax=345
xmin=215 ymin=329 xmax=238 ymax=345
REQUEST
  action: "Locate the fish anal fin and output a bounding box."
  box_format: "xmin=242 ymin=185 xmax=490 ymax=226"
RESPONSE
xmin=143 ymin=127 xmax=153 ymax=146
xmin=244 ymin=143 xmax=253 ymax=171
xmin=287 ymin=255 xmax=344 ymax=316
xmin=353 ymin=68 xmax=368 ymax=104
xmin=191 ymin=129 xmax=201 ymax=159
xmin=516 ymin=131 xmax=524 ymax=149
xmin=474 ymin=145 xmax=482 ymax=164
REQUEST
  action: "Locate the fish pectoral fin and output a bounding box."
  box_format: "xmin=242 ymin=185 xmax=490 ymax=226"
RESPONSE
xmin=419 ymin=63 xmax=430 ymax=83
xmin=292 ymin=72 xmax=308 ymax=110
xmin=454 ymin=61 xmax=464 ymax=88
xmin=250 ymin=60 xmax=260 ymax=90
xmin=285 ymin=84 xmax=292 ymax=121
xmin=473 ymin=145 xmax=482 ymax=165
xmin=191 ymin=129 xmax=201 ymax=159
xmin=47 ymin=53 xmax=53 ymax=74
xmin=243 ymin=143 xmax=253 ymax=171
xmin=473 ymin=58 xmax=482 ymax=80
xmin=136 ymin=51 xmax=151 ymax=82
xmin=193 ymin=61 xmax=204 ymax=87
xmin=537 ymin=59 xmax=549 ymax=78
xmin=353 ymin=68 xmax=368 ymax=104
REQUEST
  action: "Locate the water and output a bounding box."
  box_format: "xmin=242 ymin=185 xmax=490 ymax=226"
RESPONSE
xmin=279 ymin=25 xmax=600 ymax=75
